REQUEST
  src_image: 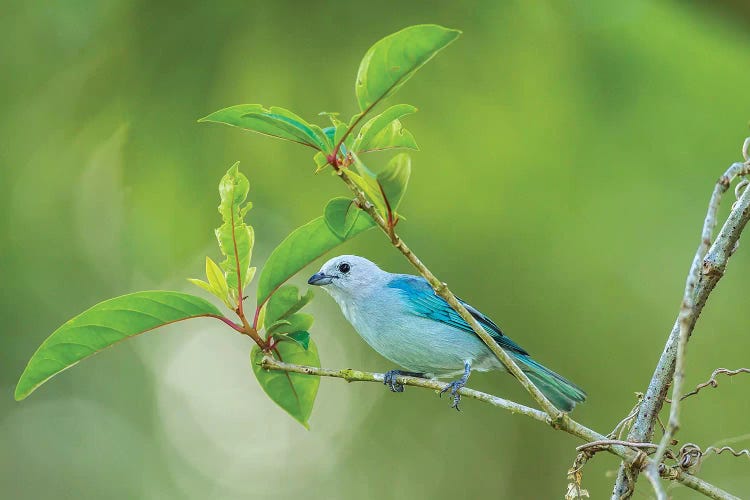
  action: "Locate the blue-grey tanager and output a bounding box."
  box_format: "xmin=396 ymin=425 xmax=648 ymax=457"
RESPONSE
xmin=308 ymin=255 xmax=586 ymax=411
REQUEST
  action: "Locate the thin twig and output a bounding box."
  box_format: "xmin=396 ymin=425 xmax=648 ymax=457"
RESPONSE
xmin=648 ymin=262 xmax=698 ymax=496
xmin=674 ymin=368 xmax=750 ymax=401
xmin=662 ymin=466 xmax=739 ymax=500
xmin=260 ymin=355 xmax=548 ymax=421
xmin=259 ymin=356 xmax=739 ymax=499
xmin=577 ymin=440 xmax=659 ymax=453
xmin=608 ymin=397 xmax=642 ymax=440
xmin=644 ymin=466 xmax=667 ymax=500
xmin=612 ymin=150 xmax=750 ymax=498
xmin=706 ymin=446 xmax=750 ymax=459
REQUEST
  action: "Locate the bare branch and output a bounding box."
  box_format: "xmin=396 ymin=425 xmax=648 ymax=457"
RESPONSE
xmin=675 ymin=367 xmax=750 ymax=401
xmin=612 ymin=146 xmax=750 ymax=498
xmin=259 ymin=356 xmax=740 ymax=499
xmin=662 ymin=467 xmax=741 ymax=500
xmin=260 ymin=355 xmax=548 ymax=422
xmin=644 ymin=467 xmax=667 ymax=500
xmin=648 ymin=258 xmax=700 ymax=496
xmin=577 ymin=440 xmax=659 ymax=453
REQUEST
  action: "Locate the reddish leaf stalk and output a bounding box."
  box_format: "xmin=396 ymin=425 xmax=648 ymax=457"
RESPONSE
xmin=205 ymin=314 xmax=246 ymax=334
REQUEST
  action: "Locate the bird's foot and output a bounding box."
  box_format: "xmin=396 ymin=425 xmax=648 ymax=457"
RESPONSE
xmin=383 ymin=370 xmax=406 ymax=392
xmin=383 ymin=370 xmax=423 ymax=393
xmin=439 ymin=379 xmax=466 ymax=411
xmin=439 ymin=362 xmax=471 ymax=411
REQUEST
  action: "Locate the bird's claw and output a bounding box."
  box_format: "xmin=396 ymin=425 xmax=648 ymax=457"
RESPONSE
xmin=440 ymin=380 xmax=465 ymax=411
xmin=383 ymin=370 xmax=405 ymax=393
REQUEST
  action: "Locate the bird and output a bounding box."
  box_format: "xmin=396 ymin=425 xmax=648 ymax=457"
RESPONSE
xmin=308 ymin=255 xmax=586 ymax=412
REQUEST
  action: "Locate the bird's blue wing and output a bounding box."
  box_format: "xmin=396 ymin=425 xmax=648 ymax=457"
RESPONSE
xmin=387 ymin=275 xmax=529 ymax=356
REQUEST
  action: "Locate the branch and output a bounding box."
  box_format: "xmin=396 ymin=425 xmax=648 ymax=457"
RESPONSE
xmin=260 ymin=356 xmax=547 ymax=421
xmin=577 ymin=440 xmax=659 ymax=453
xmin=613 ymin=148 xmax=750 ymax=498
xmin=675 ymin=367 xmax=750 ymax=401
xmin=664 ymin=467 xmax=741 ymax=500
xmin=335 ymin=167 xmax=563 ymax=420
xmin=260 ymin=356 xmax=739 ymax=499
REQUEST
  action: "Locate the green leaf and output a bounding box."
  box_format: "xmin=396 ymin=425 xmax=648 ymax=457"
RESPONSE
xmin=348 ymin=156 xmax=388 ymax=215
xmin=324 ymin=197 xmax=367 ymax=239
xmin=286 ymin=331 xmax=310 ymax=350
xmin=333 ymin=121 xmax=348 ymax=149
xmin=215 ymin=163 xmax=255 ymax=295
xmin=15 ymin=291 xmax=224 ymax=401
xmin=245 ymin=266 xmax=257 ymax=288
xmin=355 ymin=24 xmax=461 ymax=112
xmin=313 ymin=151 xmax=329 ymax=171
xmin=202 ymin=256 xmax=231 ymax=306
xmin=267 ymin=107 xmax=331 ymax=151
xmin=256 ymin=209 xmax=376 ymax=307
xmin=321 ymin=117 xmax=348 ymax=148
xmin=199 ymin=104 xmax=329 ymax=151
xmin=188 ymin=278 xmax=214 ymax=294
xmin=251 ymin=339 xmax=320 ymax=427
xmin=256 ymin=303 xmax=268 ymax=332
xmin=267 ymin=313 xmax=313 ymax=335
xmin=270 ymin=330 xmax=311 ymax=350
xmin=219 ymin=162 xmax=250 ymax=214
xmin=265 ymin=285 xmax=314 ymax=330
xmin=267 ymin=319 xmax=291 ymax=332
xmin=351 ymin=104 xmax=419 ymax=153
xmin=377 ymin=153 xmax=412 ymax=212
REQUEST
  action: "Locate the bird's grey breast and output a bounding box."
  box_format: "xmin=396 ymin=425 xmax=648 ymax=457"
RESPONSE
xmin=338 ymin=283 xmax=495 ymax=376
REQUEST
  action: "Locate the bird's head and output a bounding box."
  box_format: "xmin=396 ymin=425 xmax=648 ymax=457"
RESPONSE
xmin=308 ymin=255 xmax=384 ymax=298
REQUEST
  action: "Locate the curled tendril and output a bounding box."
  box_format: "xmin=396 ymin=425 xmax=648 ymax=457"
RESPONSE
xmin=706 ymin=446 xmax=750 ymax=459
xmin=675 ymin=443 xmax=750 ymax=476
xmin=678 ymin=443 xmax=703 ymax=473
xmin=743 ymin=137 xmax=750 ymax=162
xmin=678 ymin=367 xmax=750 ymax=401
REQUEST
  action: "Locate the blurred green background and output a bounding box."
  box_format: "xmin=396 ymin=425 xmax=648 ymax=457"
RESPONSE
xmin=2 ymin=1 xmax=750 ymax=498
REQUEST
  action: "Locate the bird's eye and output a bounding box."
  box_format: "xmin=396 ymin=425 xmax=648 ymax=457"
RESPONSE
xmin=338 ymin=262 xmax=351 ymax=274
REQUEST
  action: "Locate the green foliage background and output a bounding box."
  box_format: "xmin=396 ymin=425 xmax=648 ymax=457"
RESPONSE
xmin=2 ymin=2 xmax=750 ymax=498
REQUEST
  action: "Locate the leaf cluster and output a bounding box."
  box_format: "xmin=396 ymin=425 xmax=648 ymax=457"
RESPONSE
xmin=15 ymin=24 xmax=460 ymax=428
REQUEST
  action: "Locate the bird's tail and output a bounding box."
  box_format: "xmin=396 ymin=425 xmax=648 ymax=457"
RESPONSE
xmin=512 ymin=354 xmax=586 ymax=412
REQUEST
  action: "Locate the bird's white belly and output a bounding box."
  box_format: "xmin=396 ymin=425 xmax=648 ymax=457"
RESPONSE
xmin=339 ymin=292 xmax=502 ymax=377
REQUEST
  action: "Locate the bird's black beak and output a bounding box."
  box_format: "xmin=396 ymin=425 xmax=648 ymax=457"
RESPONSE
xmin=308 ymin=272 xmax=334 ymax=286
